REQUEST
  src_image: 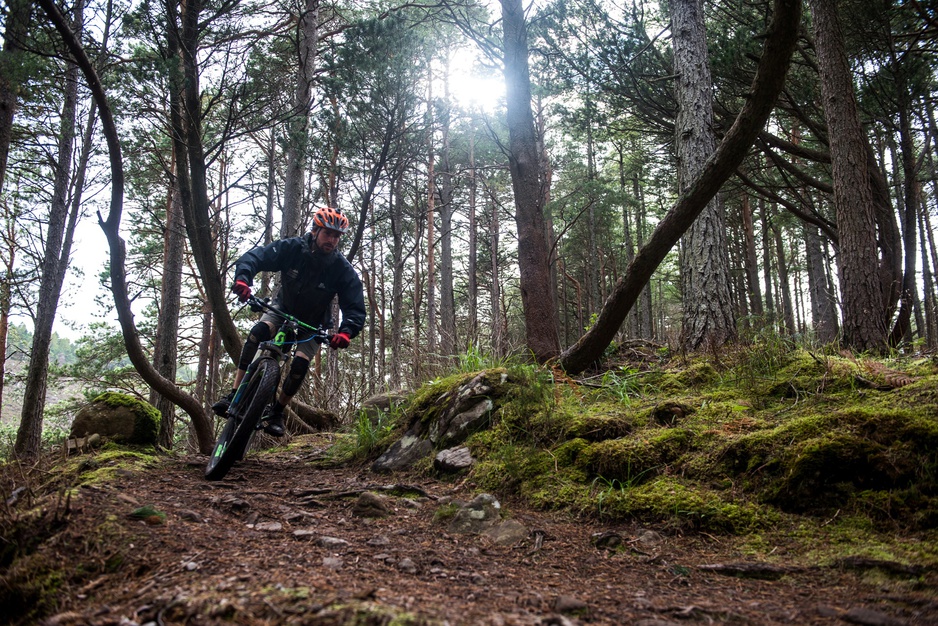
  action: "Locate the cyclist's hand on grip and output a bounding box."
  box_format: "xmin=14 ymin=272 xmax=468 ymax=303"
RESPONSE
xmin=232 ymin=279 xmax=252 ymax=303
xmin=329 ymin=332 xmax=351 ymax=350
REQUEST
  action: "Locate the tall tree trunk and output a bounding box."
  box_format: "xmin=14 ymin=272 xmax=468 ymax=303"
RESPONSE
xmin=150 ymin=180 xmax=185 ymax=449
xmin=438 ymin=68 xmax=457 ymax=360
xmin=759 ymin=198 xmax=776 ymax=326
xmin=740 ymin=194 xmax=764 ymax=320
xmin=635 ymin=174 xmax=654 ymax=339
xmin=15 ymin=1 xmax=82 ymax=457
xmin=467 ymin=130 xmax=478 ymax=349
xmin=0 ymin=209 xmax=16 ymax=415
xmin=164 ymin=0 xmax=240 ymax=363
xmin=490 ymin=193 xmax=504 ymax=358
xmin=281 ymin=0 xmax=320 ymax=238
xmin=672 ymin=0 xmax=736 ymax=352
xmin=389 ymin=171 xmax=405 ymax=390
xmin=804 ymin=221 xmax=838 ymax=343
xmin=500 ymin=0 xmax=561 ymax=362
xmin=426 ymin=104 xmax=437 ymax=364
xmin=0 ymin=0 xmax=31 ymax=191
xmin=773 ymin=224 xmax=796 ymax=335
xmin=919 ymin=205 xmax=937 ymax=349
xmin=888 ymin=98 xmax=921 ymax=346
xmin=808 ymin=0 xmax=888 ymax=352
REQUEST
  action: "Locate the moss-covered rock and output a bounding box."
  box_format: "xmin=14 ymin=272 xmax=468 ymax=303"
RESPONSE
xmin=69 ymin=392 xmax=161 ymax=446
xmin=577 ymin=427 xmax=695 ymax=484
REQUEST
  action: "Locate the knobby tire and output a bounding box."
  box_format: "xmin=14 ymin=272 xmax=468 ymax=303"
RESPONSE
xmin=204 ymin=358 xmax=280 ymax=480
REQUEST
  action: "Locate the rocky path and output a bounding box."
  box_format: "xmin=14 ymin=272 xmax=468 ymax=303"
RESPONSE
xmin=34 ymin=437 xmax=938 ymax=625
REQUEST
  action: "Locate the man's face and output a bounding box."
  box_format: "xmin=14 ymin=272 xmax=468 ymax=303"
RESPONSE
xmin=315 ymin=227 xmax=342 ymax=253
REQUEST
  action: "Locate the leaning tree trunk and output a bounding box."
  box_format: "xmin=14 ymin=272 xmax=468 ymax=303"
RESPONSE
xmin=672 ymin=0 xmax=736 ymax=352
xmin=164 ymin=0 xmax=240 ymax=364
xmin=500 ymin=0 xmax=561 ymax=363
xmin=36 ymin=0 xmax=215 ymax=453
xmin=559 ymin=0 xmax=801 ymax=375
xmin=808 ymin=0 xmax=888 ymax=352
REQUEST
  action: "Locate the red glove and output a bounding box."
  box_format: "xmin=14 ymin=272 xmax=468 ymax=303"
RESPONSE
xmin=329 ymin=332 xmax=351 ymax=350
xmin=232 ymin=279 xmax=252 ymax=302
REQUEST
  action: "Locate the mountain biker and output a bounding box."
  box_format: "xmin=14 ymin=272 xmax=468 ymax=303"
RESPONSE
xmin=212 ymin=206 xmax=366 ymax=437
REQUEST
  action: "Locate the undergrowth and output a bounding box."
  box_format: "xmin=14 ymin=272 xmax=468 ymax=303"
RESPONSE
xmin=346 ymin=341 xmax=938 ymax=554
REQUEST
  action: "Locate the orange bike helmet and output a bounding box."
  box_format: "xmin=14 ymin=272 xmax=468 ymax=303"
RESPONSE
xmin=312 ymin=206 xmax=349 ymax=234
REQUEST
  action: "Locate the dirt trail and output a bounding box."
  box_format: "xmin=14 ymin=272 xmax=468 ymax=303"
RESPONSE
xmin=24 ymin=437 xmax=938 ymax=625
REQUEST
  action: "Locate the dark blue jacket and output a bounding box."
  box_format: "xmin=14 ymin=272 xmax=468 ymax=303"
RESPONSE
xmin=233 ymin=234 xmax=366 ymax=338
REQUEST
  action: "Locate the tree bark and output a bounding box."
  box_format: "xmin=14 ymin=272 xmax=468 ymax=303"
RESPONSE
xmin=438 ymin=71 xmax=457 ymax=359
xmin=281 ymin=0 xmax=320 ymax=239
xmin=0 ymin=202 xmax=16 ymax=418
xmin=671 ymin=0 xmax=736 ymax=352
xmin=467 ymin=130 xmax=478 ymax=348
xmin=804 ymin=221 xmax=838 ymax=343
xmin=888 ymin=97 xmax=921 ymax=346
xmin=15 ymin=0 xmax=82 ymax=457
xmin=773 ymin=224 xmax=796 ymax=335
xmin=389 ymin=169 xmax=405 ymax=390
xmin=919 ymin=205 xmax=937 ymax=349
xmin=150 ymin=181 xmax=185 ymax=448
xmin=808 ymin=0 xmax=888 ymax=352
xmin=500 ymin=0 xmax=561 ymax=363
xmin=163 ymin=0 xmax=240 ymax=363
xmin=559 ymin=0 xmax=801 ymax=375
xmin=740 ymin=194 xmax=764 ymax=318
xmin=0 ymin=0 xmax=31 ymax=192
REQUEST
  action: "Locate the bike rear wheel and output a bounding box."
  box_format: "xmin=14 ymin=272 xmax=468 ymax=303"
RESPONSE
xmin=204 ymin=358 xmax=280 ymax=480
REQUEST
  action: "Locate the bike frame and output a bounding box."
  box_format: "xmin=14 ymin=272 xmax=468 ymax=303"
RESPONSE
xmin=205 ymin=296 xmax=329 ymax=480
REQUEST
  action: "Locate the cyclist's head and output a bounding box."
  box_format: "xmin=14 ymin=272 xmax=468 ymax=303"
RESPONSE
xmin=311 ymin=206 xmax=349 ymax=235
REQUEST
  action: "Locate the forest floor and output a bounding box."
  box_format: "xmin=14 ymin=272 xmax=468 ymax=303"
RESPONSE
xmin=6 ymin=434 xmax=937 ymax=626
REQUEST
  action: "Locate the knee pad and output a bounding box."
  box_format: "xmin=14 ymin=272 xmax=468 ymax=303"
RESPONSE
xmin=282 ymin=357 xmax=310 ymax=397
xmin=238 ymin=321 xmax=272 ymax=370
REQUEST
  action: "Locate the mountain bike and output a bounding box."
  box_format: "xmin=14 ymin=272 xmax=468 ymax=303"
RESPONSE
xmin=204 ymin=296 xmax=330 ymax=481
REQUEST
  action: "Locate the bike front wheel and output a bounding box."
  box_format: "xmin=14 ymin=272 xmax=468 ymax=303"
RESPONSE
xmin=204 ymin=358 xmax=281 ymax=480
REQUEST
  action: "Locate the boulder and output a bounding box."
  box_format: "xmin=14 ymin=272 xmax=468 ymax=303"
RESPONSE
xmin=69 ymin=392 xmax=160 ymax=445
xmin=434 ymin=446 xmax=475 ymax=473
xmin=360 ymin=391 xmax=407 ymax=425
xmin=372 ymin=372 xmax=504 ymax=472
xmin=448 ymin=493 xmax=502 ymax=534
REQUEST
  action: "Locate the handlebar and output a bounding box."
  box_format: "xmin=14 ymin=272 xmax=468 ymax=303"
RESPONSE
xmin=242 ymin=295 xmax=330 ymax=343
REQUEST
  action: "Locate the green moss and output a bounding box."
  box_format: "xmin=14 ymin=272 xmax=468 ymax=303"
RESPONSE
xmin=433 ymin=502 xmax=461 ymax=523
xmin=92 ymin=392 xmax=161 ymax=445
xmin=49 ymin=447 xmax=160 ymax=489
xmin=539 ymin=402 xmax=641 ymax=442
xmin=578 ymin=428 xmax=695 ymax=484
xmin=593 ymin=476 xmax=774 ymax=532
xmin=676 ymin=361 xmax=720 ymax=387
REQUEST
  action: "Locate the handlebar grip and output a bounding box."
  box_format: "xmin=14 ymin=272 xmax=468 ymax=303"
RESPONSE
xmin=248 ymin=296 xmax=270 ymax=313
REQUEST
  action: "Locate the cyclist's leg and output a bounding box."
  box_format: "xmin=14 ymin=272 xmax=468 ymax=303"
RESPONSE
xmin=213 ymin=319 xmax=276 ymax=416
xmin=263 ymin=336 xmax=316 ymax=436
xmin=234 ymin=318 xmax=277 ymax=387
